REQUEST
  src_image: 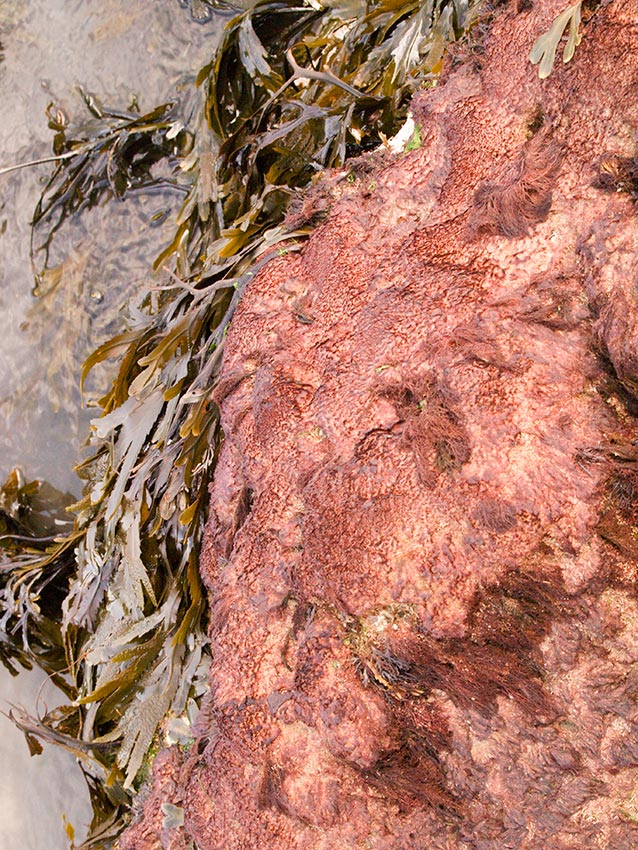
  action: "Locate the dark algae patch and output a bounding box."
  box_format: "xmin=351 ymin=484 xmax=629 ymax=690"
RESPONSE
xmin=0 ymin=1 xmax=481 ymax=845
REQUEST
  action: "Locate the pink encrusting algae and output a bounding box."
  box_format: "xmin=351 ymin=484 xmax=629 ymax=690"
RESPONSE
xmin=121 ymin=0 xmax=638 ymax=847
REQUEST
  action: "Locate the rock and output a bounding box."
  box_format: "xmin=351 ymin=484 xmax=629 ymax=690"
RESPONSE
xmin=122 ymin=0 xmax=638 ymax=846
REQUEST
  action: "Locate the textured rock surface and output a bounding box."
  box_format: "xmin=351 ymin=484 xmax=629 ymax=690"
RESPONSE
xmin=121 ymin=0 xmax=638 ymax=847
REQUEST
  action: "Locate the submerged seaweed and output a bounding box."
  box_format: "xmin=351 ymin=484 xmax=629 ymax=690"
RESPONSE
xmin=0 ymin=0 xmax=482 ymax=845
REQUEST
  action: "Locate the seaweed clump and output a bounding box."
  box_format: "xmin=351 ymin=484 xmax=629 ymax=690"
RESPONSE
xmin=0 ymin=0 xmax=482 ymax=846
xmin=595 ymin=154 xmax=638 ymax=201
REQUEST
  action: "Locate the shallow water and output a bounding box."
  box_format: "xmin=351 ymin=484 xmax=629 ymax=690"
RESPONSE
xmin=0 ymin=0 xmax=225 ymax=495
xmin=0 ymin=1 xmax=224 ymax=846
xmin=0 ymin=666 xmax=93 ymax=850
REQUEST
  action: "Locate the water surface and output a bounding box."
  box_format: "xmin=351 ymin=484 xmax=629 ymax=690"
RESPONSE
xmin=0 ymin=0 xmax=224 ymax=493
